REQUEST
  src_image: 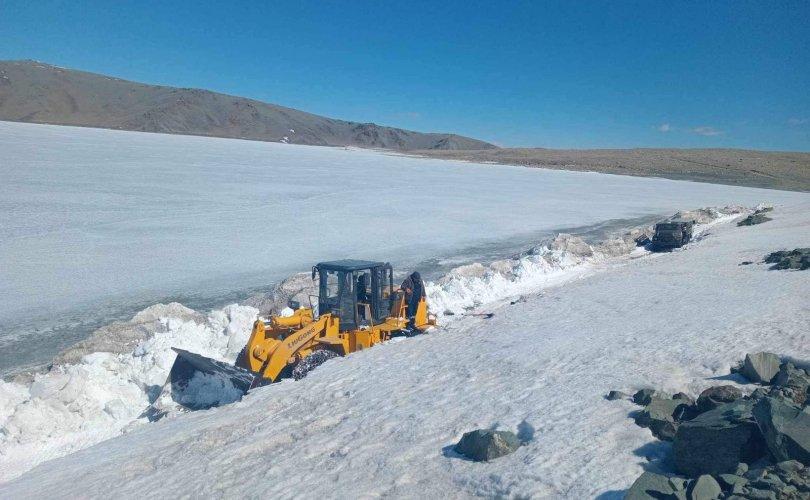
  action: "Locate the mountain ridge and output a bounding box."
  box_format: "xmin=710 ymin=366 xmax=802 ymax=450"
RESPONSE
xmin=0 ymin=60 xmax=496 ymax=150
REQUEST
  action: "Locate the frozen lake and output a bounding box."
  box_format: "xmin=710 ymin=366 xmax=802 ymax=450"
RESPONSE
xmin=0 ymin=121 xmax=806 ymax=374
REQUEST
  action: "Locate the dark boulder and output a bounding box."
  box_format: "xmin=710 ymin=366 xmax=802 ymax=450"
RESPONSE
xmin=673 ymin=392 xmax=695 ymax=405
xmin=741 ymin=352 xmax=782 ymax=384
xmin=686 ymin=474 xmax=722 ymax=499
xmin=635 ymin=397 xmax=693 ymax=441
xmin=697 ymin=385 xmax=743 ymax=413
xmin=737 ymin=213 xmax=772 ymax=226
xmin=674 ymin=399 xmax=767 ymax=476
xmin=632 ymin=388 xmax=671 ymax=406
xmin=717 ymin=472 xmax=748 ymax=490
xmin=764 ymin=248 xmax=810 ymax=270
xmin=625 ymin=471 xmax=680 ymax=500
xmin=772 ymin=363 xmax=810 ymax=406
xmin=453 ymin=429 xmax=521 ymax=462
xmin=752 ymin=396 xmax=810 ymax=465
xmin=605 ymin=390 xmax=629 ymax=401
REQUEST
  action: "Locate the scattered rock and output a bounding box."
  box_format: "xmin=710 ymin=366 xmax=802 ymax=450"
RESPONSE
xmin=674 ymin=399 xmax=766 ymax=476
xmin=635 ymin=397 xmax=693 ymax=441
xmin=739 ymin=261 xmax=754 ymax=266
xmin=771 ymin=362 xmax=810 ymax=406
xmin=697 ymin=385 xmax=743 ymax=413
xmin=737 ymin=213 xmax=772 ymax=226
xmin=725 ymin=461 xmax=810 ymax=499
xmin=741 ymin=352 xmax=782 ymax=384
xmin=633 ymin=388 xmax=671 ymax=406
xmin=764 ymin=248 xmax=810 ymax=270
xmin=752 ymin=396 xmax=810 ymax=465
xmin=673 ymin=392 xmax=695 ymax=405
xmin=625 ymin=471 xmax=679 ymax=500
xmin=605 ymin=390 xmax=629 ymax=401
xmin=668 ymin=476 xmax=688 ymax=492
xmin=687 ymin=474 xmax=722 ymax=499
xmin=453 ymin=429 xmax=521 ymax=462
xmin=718 ymin=473 xmax=749 ymax=490
xmin=776 ymin=460 xmax=804 ymax=473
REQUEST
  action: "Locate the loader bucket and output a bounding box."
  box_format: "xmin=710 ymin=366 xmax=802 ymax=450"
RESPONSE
xmin=167 ymin=348 xmax=256 ymax=407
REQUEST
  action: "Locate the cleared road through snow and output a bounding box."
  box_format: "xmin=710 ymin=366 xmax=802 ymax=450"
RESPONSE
xmin=1 ymin=201 xmax=807 ymax=497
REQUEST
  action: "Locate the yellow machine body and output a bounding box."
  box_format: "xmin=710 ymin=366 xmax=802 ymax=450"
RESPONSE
xmin=241 ymin=294 xmax=433 ymax=383
xmin=165 ymin=260 xmax=435 ymax=399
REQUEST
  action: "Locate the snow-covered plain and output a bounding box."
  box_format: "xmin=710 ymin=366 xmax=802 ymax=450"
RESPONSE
xmin=2 ymin=121 xmax=808 ymax=374
xmin=1 ymin=201 xmax=807 ymax=497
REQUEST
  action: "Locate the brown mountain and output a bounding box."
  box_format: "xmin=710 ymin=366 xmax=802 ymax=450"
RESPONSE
xmin=0 ymin=60 xmax=496 ymax=150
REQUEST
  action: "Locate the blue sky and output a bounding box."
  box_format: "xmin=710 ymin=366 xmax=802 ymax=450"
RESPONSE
xmin=1 ymin=1 xmax=809 ymax=150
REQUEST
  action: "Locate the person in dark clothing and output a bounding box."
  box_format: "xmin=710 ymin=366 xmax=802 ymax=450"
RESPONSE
xmin=356 ymin=274 xmax=369 ymax=320
xmin=400 ymin=271 xmax=425 ymax=329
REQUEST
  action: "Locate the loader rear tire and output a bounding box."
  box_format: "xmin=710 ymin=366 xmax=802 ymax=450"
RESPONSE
xmin=292 ymin=349 xmax=339 ymax=380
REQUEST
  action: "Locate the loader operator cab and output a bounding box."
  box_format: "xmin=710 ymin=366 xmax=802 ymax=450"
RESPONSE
xmin=312 ymin=260 xmax=394 ymax=331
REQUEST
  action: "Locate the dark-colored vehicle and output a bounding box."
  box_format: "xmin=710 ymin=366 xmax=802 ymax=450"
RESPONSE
xmin=651 ymin=220 xmax=694 ymax=251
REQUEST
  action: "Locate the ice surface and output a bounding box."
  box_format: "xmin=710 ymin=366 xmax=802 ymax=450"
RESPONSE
xmin=2 ymin=121 xmax=808 ymax=374
xmin=2 ymin=201 xmax=807 ymax=498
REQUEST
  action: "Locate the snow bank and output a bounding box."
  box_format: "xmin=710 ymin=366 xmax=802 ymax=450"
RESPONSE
xmin=427 ymin=205 xmax=748 ymax=315
xmin=0 ymin=304 xmax=258 ymax=482
xmin=0 ymin=205 xmax=750 ymax=483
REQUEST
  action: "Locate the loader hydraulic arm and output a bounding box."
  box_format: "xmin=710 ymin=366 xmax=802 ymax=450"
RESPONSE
xmin=245 ymin=314 xmax=333 ymax=382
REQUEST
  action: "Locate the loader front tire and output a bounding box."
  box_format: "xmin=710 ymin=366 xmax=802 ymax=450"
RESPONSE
xmin=292 ymin=349 xmax=339 ymax=380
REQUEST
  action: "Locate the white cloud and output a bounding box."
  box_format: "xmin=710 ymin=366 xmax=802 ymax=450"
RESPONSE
xmin=787 ymin=118 xmax=807 ymax=126
xmin=691 ymin=126 xmax=723 ymax=137
xmin=657 ymin=123 xmax=672 ymax=133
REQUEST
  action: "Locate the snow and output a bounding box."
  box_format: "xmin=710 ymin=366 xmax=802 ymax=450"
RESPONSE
xmin=2 ymin=120 xmax=808 ymax=374
xmin=0 ymin=304 xmax=258 ymax=482
xmin=1 ymin=200 xmax=807 ymax=496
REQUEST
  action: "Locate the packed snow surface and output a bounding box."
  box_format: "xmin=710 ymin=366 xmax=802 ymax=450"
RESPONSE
xmin=2 ymin=121 xmax=808 ymax=373
xmin=1 ymin=201 xmax=808 ymax=496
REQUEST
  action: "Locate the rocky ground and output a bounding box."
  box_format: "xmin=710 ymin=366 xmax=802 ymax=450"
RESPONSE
xmin=738 ymin=207 xmax=775 ymax=227
xmin=620 ymin=352 xmax=810 ymax=499
xmin=764 ymin=249 xmax=810 ymax=271
xmin=411 ymin=148 xmax=810 ymax=192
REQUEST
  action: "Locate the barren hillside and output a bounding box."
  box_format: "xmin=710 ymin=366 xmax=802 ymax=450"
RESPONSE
xmin=0 ymin=60 xmax=495 ymax=150
xmin=413 ymin=148 xmax=810 ymax=191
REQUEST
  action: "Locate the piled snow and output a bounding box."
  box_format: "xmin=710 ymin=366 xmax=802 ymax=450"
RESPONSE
xmin=1 ymin=201 xmax=806 ymax=498
xmin=0 ymin=205 xmax=752 ymax=483
xmin=427 ymin=206 xmax=746 ymax=315
xmin=173 ymin=372 xmax=245 ymax=409
xmin=0 ymin=304 xmax=258 ymax=482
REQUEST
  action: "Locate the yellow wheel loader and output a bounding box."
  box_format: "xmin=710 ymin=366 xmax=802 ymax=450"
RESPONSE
xmin=164 ymin=260 xmax=435 ymax=406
